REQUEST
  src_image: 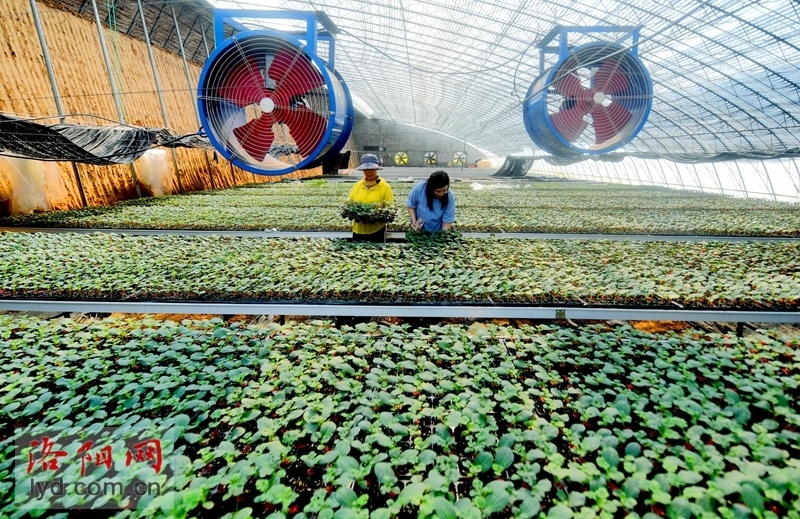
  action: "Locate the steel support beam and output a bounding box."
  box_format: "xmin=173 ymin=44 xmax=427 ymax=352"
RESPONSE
xmin=138 ymin=0 xmax=184 ymax=194
xmin=1 ymin=300 xmax=798 ymax=323
xmin=171 ymin=4 xmax=216 ymax=190
xmin=29 ymin=0 xmax=88 ymax=208
xmin=90 ymin=0 xmax=141 ymax=198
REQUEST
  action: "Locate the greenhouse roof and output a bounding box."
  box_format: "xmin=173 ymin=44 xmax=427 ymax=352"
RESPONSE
xmin=36 ymin=0 xmax=800 ymax=165
xmin=200 ymin=0 xmax=800 ymax=160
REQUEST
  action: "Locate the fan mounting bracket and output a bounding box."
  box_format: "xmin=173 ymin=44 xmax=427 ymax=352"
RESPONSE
xmin=212 ymin=9 xmax=339 ymax=68
xmin=536 ymin=25 xmax=642 ymax=76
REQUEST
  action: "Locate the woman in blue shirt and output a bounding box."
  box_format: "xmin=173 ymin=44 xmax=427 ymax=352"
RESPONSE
xmin=406 ymin=170 xmax=456 ymax=232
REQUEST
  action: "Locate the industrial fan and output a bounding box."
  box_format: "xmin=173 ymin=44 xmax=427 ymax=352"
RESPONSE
xmin=452 ymin=151 xmax=466 ymax=166
xmin=524 ymin=39 xmax=652 ymax=156
xmin=394 ymin=151 xmax=408 ymax=165
xmin=423 ymin=152 xmax=438 ymax=166
xmin=197 ymin=27 xmax=352 ymax=175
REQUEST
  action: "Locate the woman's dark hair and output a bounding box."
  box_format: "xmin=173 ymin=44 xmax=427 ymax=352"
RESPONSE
xmin=424 ymin=170 xmax=450 ymax=211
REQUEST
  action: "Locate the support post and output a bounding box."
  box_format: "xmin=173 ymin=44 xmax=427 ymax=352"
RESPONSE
xmin=172 ymin=4 xmax=216 ymax=191
xmin=688 ymin=163 xmax=703 ymax=193
xmin=758 ymin=160 xmax=778 ymax=201
xmin=138 ymin=0 xmax=184 ymax=194
xmin=793 ymin=159 xmax=800 ymax=203
xmin=31 ymin=0 xmax=88 ymax=208
xmin=90 ymin=0 xmax=141 ymax=198
xmin=675 ymin=162 xmax=686 ymax=190
xmin=733 ymin=161 xmax=749 ymax=199
xmin=200 ymin=22 xmax=211 ymax=56
xmin=229 ymin=161 xmax=237 ymax=186
xmin=709 ymin=162 xmax=725 ymax=195
xmin=632 ymin=160 xmax=644 ymax=185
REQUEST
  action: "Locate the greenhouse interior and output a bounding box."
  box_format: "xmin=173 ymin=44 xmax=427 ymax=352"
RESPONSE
xmin=0 ymin=0 xmax=799 ymax=517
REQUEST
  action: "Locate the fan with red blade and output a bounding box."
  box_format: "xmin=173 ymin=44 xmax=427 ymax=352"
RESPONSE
xmin=198 ymin=29 xmax=353 ymax=175
xmin=524 ymin=42 xmax=652 ymax=156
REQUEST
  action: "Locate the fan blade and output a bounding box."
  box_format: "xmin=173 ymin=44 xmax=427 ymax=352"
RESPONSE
xmin=218 ymin=55 xmax=267 ymax=107
xmin=592 ymin=59 xmax=629 ymax=95
xmin=279 ymin=105 xmax=327 ymax=156
xmin=591 ymin=103 xmax=633 ymax=144
xmin=232 ymin=116 xmax=275 ymax=161
xmin=268 ymin=48 xmax=325 ymax=100
xmin=551 ymin=105 xmax=590 ymax=142
xmin=553 ymin=73 xmax=585 ymax=99
xmin=210 ymin=100 xmax=248 ymax=129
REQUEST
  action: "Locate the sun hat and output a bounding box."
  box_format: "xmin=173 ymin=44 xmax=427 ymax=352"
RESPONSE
xmin=356 ymin=153 xmax=383 ymax=170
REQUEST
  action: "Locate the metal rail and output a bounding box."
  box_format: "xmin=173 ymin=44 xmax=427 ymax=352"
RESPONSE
xmin=1 ymin=300 xmax=798 ymax=323
xmin=1 ymin=228 xmax=797 ymax=242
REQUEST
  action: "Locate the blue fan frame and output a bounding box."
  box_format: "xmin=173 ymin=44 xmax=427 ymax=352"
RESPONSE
xmin=197 ymin=11 xmax=354 ymax=176
xmin=523 ymin=27 xmax=653 ymax=156
xmin=305 ymin=68 xmax=354 ymax=169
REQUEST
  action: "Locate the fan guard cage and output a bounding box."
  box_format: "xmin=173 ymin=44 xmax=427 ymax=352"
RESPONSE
xmin=423 ymin=152 xmax=438 ymax=165
xmin=524 ymin=38 xmax=652 ymax=156
xmin=198 ymin=29 xmax=350 ymax=175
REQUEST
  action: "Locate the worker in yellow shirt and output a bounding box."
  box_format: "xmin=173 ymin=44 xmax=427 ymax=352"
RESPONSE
xmin=348 ymin=154 xmax=394 ymax=242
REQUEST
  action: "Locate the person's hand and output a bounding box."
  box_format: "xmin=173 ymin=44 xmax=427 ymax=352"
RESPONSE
xmin=411 ymin=218 xmax=424 ymax=231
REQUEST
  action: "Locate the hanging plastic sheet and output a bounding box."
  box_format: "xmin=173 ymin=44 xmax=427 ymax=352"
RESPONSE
xmin=495 ymin=149 xmax=800 ymax=174
xmin=0 ymin=113 xmax=213 ymax=165
xmin=533 ymin=150 xmax=800 ymax=166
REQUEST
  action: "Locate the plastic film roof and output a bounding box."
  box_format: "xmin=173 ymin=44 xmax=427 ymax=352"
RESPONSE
xmin=207 ymin=0 xmax=800 ymax=160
